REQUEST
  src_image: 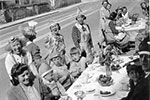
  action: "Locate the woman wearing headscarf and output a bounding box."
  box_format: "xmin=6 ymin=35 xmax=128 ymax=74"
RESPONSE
xmin=5 ymin=36 xmax=32 ymax=83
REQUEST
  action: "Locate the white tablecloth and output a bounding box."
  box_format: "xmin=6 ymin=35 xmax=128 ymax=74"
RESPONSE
xmin=115 ymin=19 xmax=146 ymax=31
xmin=66 ymin=56 xmax=133 ymax=100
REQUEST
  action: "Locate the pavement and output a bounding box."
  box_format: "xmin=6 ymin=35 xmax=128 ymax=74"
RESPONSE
xmin=0 ymin=0 xmax=144 ymax=100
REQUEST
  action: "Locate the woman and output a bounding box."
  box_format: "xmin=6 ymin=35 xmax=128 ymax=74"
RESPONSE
xmin=100 ymin=0 xmax=110 ymax=32
xmin=72 ymin=14 xmax=94 ymax=64
xmin=140 ymin=2 xmax=149 ymax=18
xmin=104 ymin=12 xmax=130 ymax=49
xmin=44 ymin=22 xmax=67 ymax=65
xmin=20 ymin=21 xmax=41 ymax=64
xmin=45 ymin=22 xmax=65 ymax=54
xmin=121 ymin=61 xmax=145 ymax=100
xmin=5 ymin=36 xmax=32 ymax=82
xmin=7 ymin=63 xmax=52 ymax=100
xmin=121 ymin=6 xmax=131 ymax=24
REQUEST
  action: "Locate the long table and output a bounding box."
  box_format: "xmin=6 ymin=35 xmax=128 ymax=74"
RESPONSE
xmin=66 ymin=56 xmax=133 ymax=100
xmin=115 ymin=18 xmax=146 ymax=42
xmin=115 ymin=19 xmax=146 ymax=31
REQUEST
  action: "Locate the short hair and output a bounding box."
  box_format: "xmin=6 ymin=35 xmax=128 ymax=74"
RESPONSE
xmin=76 ymin=14 xmax=86 ymax=21
xmin=11 ymin=63 xmax=30 ymax=86
xmin=122 ymin=6 xmax=127 ymax=10
xmin=115 ymin=6 xmax=123 ymax=13
xmin=140 ymin=2 xmax=147 ymax=9
xmin=49 ymin=23 xmax=61 ymax=31
xmin=102 ymin=0 xmax=108 ymax=5
xmin=11 ymin=63 xmax=29 ymax=78
xmin=126 ymin=62 xmax=145 ymax=77
xmin=70 ymin=47 xmax=80 ymax=55
xmin=108 ymin=12 xmax=117 ymax=20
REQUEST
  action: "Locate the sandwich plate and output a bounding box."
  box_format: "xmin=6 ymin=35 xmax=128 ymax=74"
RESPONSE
xmin=100 ymin=90 xmax=116 ymax=97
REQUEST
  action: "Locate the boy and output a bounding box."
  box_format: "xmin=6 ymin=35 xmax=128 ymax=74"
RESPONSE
xmin=48 ymin=51 xmax=73 ymax=90
xmin=69 ymin=47 xmax=88 ymax=79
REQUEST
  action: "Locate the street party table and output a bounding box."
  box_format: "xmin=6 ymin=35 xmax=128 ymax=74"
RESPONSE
xmin=66 ymin=56 xmax=134 ymax=100
xmin=115 ymin=18 xmax=146 ymax=42
xmin=115 ymin=18 xmax=146 ymax=31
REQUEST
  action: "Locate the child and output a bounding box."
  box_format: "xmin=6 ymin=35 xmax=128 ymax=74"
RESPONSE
xmin=69 ymin=47 xmax=88 ymax=79
xmin=41 ymin=68 xmax=66 ymax=100
xmin=49 ymin=51 xmax=73 ymax=90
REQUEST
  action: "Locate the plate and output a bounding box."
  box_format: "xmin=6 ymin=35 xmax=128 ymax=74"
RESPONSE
xmin=85 ymin=88 xmax=96 ymax=93
xmin=100 ymin=90 xmax=116 ymax=97
xmin=74 ymin=90 xmax=86 ymax=98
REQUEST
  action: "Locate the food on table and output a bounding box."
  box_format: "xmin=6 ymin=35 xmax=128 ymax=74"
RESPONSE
xmin=100 ymin=90 xmax=115 ymax=97
xmin=74 ymin=90 xmax=86 ymax=99
xmin=59 ymin=95 xmax=72 ymax=100
xmin=85 ymin=87 xmax=95 ymax=93
xmin=100 ymin=90 xmax=111 ymax=95
xmin=98 ymin=74 xmax=113 ymax=86
xmin=111 ymin=64 xmax=121 ymax=71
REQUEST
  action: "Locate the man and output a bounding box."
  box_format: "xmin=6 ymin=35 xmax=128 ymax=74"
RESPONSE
xmin=129 ymin=35 xmax=150 ymax=100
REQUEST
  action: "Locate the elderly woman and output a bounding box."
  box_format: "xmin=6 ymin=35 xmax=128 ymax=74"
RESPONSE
xmin=72 ymin=14 xmax=94 ymax=64
xmin=7 ymin=63 xmax=52 ymax=100
xmin=5 ymin=36 xmax=33 ymax=83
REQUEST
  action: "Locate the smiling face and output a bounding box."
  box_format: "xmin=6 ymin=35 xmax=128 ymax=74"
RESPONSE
xmin=71 ymin=52 xmax=81 ymax=62
xmin=76 ymin=16 xmax=85 ymax=25
xmin=17 ymin=70 xmax=30 ymax=86
xmin=10 ymin=41 xmax=22 ymax=55
xmin=50 ymin=24 xmax=59 ymax=34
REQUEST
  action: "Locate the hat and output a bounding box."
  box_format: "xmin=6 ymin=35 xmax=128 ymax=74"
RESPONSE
xmin=41 ymin=69 xmax=53 ymax=78
xmin=9 ymin=36 xmax=20 ymax=44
